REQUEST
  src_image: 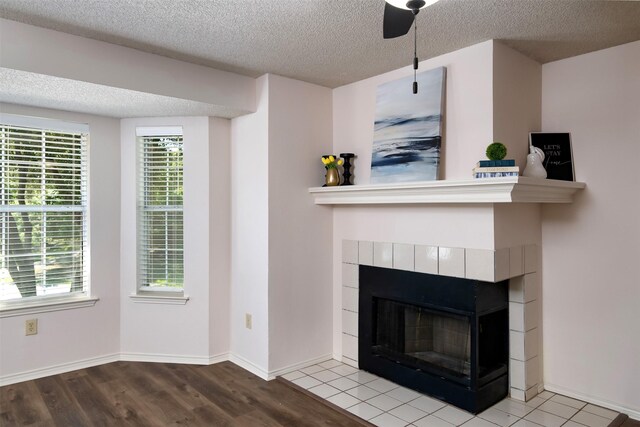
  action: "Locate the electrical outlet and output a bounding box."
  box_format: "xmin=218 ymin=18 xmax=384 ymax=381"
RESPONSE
xmin=25 ymin=319 xmax=38 ymax=336
xmin=245 ymin=313 xmax=252 ymax=330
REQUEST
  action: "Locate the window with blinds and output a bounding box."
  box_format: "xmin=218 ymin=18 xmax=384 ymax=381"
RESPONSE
xmin=0 ymin=118 xmax=88 ymax=303
xmin=137 ymin=129 xmax=184 ymax=292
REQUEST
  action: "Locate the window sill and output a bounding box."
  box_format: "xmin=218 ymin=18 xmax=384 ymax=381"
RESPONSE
xmin=129 ymin=293 xmax=189 ymax=305
xmin=0 ymin=296 xmax=99 ymax=318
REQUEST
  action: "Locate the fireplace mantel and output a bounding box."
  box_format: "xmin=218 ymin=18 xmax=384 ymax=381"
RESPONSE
xmin=309 ymin=177 xmax=585 ymax=205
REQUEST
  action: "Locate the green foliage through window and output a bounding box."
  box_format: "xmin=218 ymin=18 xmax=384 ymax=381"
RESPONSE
xmin=0 ymin=124 xmax=88 ymax=301
xmin=137 ymin=135 xmax=184 ymax=290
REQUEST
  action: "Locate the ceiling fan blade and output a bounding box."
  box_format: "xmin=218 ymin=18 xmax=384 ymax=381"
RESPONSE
xmin=383 ymin=2 xmax=415 ymax=39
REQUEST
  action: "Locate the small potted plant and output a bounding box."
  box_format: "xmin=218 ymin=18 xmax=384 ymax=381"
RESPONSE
xmin=486 ymin=142 xmax=507 ymax=161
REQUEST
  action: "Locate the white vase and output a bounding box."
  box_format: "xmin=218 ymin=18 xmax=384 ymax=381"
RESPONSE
xmin=523 ymin=146 xmax=547 ymax=179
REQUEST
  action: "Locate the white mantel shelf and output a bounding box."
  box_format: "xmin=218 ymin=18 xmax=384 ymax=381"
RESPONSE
xmin=309 ymin=177 xmax=586 ymax=205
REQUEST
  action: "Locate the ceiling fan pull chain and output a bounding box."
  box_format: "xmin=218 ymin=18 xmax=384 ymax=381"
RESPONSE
xmin=413 ymin=17 xmax=418 ymax=94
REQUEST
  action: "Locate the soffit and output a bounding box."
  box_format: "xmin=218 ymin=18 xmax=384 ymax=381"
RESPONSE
xmin=0 ymin=68 xmax=247 ymax=118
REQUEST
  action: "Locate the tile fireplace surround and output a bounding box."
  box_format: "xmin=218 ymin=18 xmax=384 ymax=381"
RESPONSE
xmin=340 ymin=239 xmax=540 ymax=402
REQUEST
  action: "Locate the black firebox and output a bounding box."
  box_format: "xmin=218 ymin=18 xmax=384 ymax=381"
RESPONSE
xmin=358 ymin=266 xmax=509 ymax=414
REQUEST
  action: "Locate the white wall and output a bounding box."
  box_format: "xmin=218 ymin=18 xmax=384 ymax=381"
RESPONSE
xmin=230 ymin=76 xmax=270 ymax=374
xmin=209 ymin=117 xmax=231 ymax=360
xmin=493 ymin=41 xmax=542 ymax=170
xmin=331 ymin=40 xmax=542 ymax=183
xmin=0 ymin=18 xmax=255 ymax=116
xmin=230 ymin=74 xmax=334 ymax=376
xmin=494 ymin=205 xmax=542 ymax=251
xmin=333 ymin=40 xmax=494 ymax=183
xmin=120 ymin=117 xmax=212 ymax=362
xmin=267 ymin=75 xmax=333 ymax=373
xmin=541 ymin=41 xmax=640 ymax=417
xmin=0 ymin=103 xmax=121 ymax=381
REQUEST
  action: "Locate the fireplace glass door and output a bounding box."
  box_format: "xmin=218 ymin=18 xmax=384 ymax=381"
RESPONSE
xmin=373 ymin=297 xmax=472 ymax=383
xmin=360 ymin=265 xmax=509 ymax=413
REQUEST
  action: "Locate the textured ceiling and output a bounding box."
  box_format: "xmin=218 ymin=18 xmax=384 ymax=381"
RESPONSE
xmin=0 ymin=68 xmax=248 ymax=118
xmin=1 ymin=0 xmax=639 ymax=89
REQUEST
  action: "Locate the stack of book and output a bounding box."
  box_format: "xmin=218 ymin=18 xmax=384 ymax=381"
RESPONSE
xmin=473 ymin=160 xmax=519 ymax=178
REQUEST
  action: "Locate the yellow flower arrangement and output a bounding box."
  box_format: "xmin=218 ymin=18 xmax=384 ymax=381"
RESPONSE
xmin=321 ymin=155 xmax=344 ymax=170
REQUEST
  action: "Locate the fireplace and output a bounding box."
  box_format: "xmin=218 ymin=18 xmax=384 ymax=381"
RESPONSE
xmin=359 ymin=265 xmax=509 ymax=414
xmin=341 ymin=240 xmax=542 ymax=402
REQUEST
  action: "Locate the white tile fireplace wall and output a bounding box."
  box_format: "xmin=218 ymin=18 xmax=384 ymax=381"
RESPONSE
xmin=341 ymin=239 xmax=541 ymax=402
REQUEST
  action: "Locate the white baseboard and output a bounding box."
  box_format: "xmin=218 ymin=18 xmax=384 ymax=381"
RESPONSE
xmin=0 ymin=353 xmax=119 ymax=386
xmin=208 ymin=352 xmax=230 ymax=364
xmin=267 ymin=354 xmax=333 ymax=380
xmin=544 ymin=382 xmax=640 ymax=421
xmin=228 ymin=353 xmax=270 ymax=380
xmin=119 ymin=352 xmax=211 ymax=365
xmin=1 ymin=351 xmax=226 ymax=386
xmin=1 ymin=351 xmax=341 ymax=391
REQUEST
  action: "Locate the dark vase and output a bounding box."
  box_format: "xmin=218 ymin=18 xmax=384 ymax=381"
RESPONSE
xmin=340 ymin=153 xmax=355 ymax=185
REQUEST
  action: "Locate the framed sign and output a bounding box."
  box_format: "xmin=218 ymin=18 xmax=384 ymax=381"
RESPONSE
xmin=529 ymin=133 xmax=575 ymax=181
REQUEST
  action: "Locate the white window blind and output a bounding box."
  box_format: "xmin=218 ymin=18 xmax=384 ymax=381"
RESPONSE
xmin=0 ymin=121 xmax=88 ymax=302
xmin=137 ymin=131 xmax=184 ymax=292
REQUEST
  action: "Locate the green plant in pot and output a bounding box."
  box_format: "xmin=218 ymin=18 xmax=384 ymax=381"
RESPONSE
xmin=486 ymin=142 xmax=507 ymax=160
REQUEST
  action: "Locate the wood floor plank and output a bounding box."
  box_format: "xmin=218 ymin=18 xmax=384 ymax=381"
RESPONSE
xmin=81 ymin=363 xmax=122 ymax=385
xmin=57 ymin=369 xmax=87 ymax=381
xmin=189 ymin=404 xmax=237 ymax=427
xmin=140 ymin=362 xmax=218 ymax=410
xmin=102 ymin=361 xmax=142 ymax=382
xmin=232 ymin=409 xmax=285 ymax=427
xmin=62 ymin=374 xmax=125 ymax=426
xmin=159 ymin=363 xmax=255 ymax=419
xmin=0 ymin=360 xmax=366 ymax=427
xmin=116 ymin=364 xmax=166 ymax=399
xmin=33 ymin=376 xmax=92 ymax=427
xmin=0 ymin=381 xmax=53 ymax=426
xmin=93 ymin=378 xmax=164 ymax=426
xmin=143 ymin=389 xmax=197 ymax=426
xmin=196 ymin=368 xmax=305 ymax=425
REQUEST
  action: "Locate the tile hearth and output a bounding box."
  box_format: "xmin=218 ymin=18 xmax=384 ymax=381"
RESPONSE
xmin=280 ymin=359 xmax=620 ymax=427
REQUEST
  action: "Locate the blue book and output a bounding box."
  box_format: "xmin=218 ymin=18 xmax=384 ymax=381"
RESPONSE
xmin=478 ymin=159 xmax=516 ymax=167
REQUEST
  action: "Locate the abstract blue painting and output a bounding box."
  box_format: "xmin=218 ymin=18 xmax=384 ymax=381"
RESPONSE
xmin=371 ymin=67 xmax=446 ymax=183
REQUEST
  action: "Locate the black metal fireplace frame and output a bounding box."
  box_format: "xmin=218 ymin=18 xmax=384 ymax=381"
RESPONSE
xmin=358 ymin=265 xmax=509 ymax=414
